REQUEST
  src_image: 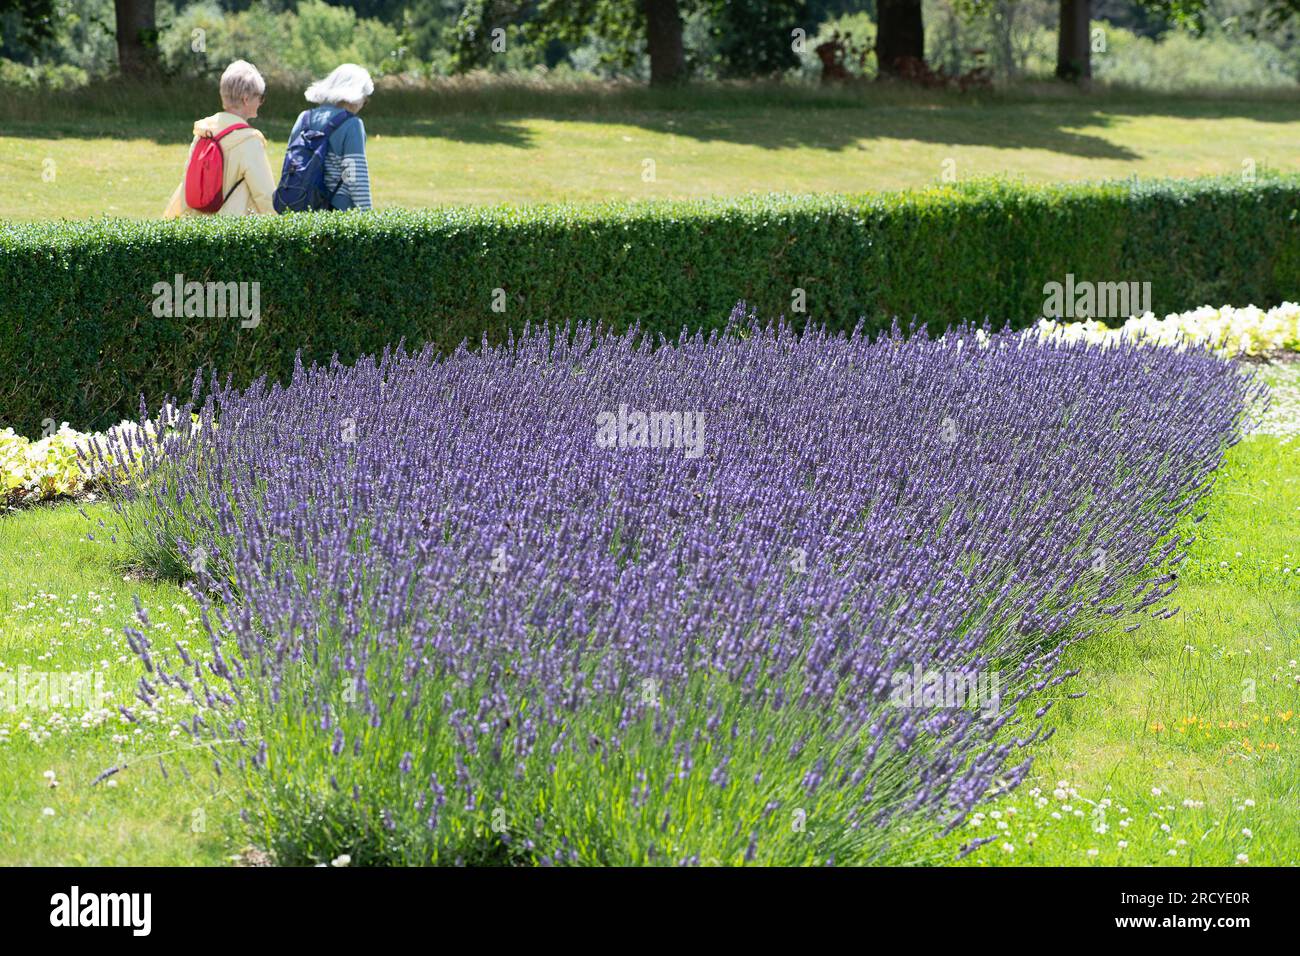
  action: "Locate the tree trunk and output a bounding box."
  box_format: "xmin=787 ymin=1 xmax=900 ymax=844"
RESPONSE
xmin=114 ymin=0 xmax=159 ymax=77
xmin=643 ymin=0 xmax=686 ymax=86
xmin=994 ymin=0 xmax=1018 ymax=80
xmin=1055 ymin=0 xmax=1091 ymax=82
xmin=876 ymin=0 xmax=924 ymax=77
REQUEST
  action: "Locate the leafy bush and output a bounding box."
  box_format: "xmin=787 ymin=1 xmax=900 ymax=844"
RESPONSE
xmin=3 ymin=175 xmax=1299 ymax=435
xmin=158 ymin=0 xmax=412 ymax=82
xmin=1093 ymin=22 xmax=1298 ymax=91
xmin=0 ymin=57 xmax=88 ymax=90
xmin=111 ymin=313 xmax=1258 ymax=865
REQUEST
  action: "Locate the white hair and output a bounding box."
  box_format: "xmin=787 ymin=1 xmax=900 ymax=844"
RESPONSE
xmin=305 ymin=64 xmax=375 ymax=107
xmin=219 ymin=60 xmax=266 ymax=106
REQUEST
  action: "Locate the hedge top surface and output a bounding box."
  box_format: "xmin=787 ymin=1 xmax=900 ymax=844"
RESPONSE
xmin=2 ymin=173 xmax=1288 ymax=247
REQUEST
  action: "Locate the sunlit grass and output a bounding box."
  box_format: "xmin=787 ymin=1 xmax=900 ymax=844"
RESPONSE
xmin=3 ymin=82 xmax=1300 ymax=219
xmin=0 ymin=503 xmax=233 ymax=865
xmin=949 ymin=434 xmax=1300 ymax=866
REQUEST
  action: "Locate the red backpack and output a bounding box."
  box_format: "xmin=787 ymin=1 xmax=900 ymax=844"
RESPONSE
xmin=184 ymin=122 xmax=250 ymax=214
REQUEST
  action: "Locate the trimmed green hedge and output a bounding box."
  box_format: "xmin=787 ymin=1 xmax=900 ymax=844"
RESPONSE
xmin=3 ymin=175 xmax=1299 ymax=434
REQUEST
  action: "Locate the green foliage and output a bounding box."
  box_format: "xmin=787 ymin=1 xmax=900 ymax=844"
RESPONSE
xmin=706 ymin=0 xmax=807 ymax=78
xmin=0 ymin=0 xmax=58 ymax=52
xmin=157 ymin=0 xmax=413 ymax=81
xmin=444 ymin=0 xmax=533 ymax=72
xmin=0 ymin=54 xmax=85 ymax=87
xmin=1094 ymin=18 xmax=1298 ymax=88
xmin=3 ymin=175 xmax=1300 ymax=435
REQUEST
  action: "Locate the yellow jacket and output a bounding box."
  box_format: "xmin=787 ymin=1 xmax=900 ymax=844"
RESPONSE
xmin=164 ymin=111 xmax=277 ymax=217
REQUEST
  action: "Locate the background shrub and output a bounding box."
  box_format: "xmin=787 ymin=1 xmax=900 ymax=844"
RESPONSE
xmin=2 ymin=174 xmax=1299 ymax=435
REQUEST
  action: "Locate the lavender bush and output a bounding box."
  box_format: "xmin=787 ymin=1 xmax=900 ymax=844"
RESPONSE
xmin=101 ymin=310 xmax=1262 ymax=865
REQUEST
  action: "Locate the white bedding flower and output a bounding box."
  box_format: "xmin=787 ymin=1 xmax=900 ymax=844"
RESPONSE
xmin=1032 ymin=302 xmax=1300 ymax=357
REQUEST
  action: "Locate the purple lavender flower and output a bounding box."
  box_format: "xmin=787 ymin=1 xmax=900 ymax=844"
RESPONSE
xmin=113 ymin=309 xmax=1260 ymax=862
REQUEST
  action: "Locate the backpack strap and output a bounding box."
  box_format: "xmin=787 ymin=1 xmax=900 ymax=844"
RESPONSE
xmin=223 ymin=176 xmax=247 ymax=203
xmin=319 ymin=108 xmax=356 ymax=138
xmin=315 ymin=109 xmax=358 ymax=204
xmin=211 ymin=122 xmax=251 ymax=142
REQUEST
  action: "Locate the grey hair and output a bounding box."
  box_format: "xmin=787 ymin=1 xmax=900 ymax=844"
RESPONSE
xmin=219 ymin=60 xmax=266 ymax=106
xmin=305 ymin=64 xmax=375 ymax=107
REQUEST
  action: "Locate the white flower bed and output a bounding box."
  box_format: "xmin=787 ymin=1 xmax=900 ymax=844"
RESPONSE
xmin=1035 ymin=303 xmax=1300 ymax=357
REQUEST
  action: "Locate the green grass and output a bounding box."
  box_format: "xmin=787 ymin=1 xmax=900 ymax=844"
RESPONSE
xmin=1 ymin=371 xmax=1295 ymax=865
xmin=3 ymin=79 xmax=1300 ymax=219
xmin=948 ymin=432 xmax=1300 ymax=867
xmin=0 ymin=503 xmax=233 ymax=865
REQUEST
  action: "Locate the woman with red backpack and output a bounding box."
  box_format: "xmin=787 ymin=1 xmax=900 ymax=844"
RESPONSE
xmin=164 ymin=61 xmax=277 ymax=218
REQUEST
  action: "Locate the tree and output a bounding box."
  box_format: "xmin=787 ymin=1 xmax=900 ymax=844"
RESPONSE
xmin=875 ymin=0 xmax=924 ymax=76
xmin=1055 ymin=0 xmax=1090 ymax=81
xmin=1137 ymin=0 xmax=1300 ymax=34
xmin=452 ymin=0 xmax=810 ymax=83
xmin=112 ymin=0 xmax=158 ymax=76
xmin=642 ymin=0 xmax=685 ymax=83
xmin=709 ymin=0 xmax=805 ymax=78
xmin=0 ymin=0 xmax=57 ymax=51
xmin=451 ymin=0 xmax=685 ymax=83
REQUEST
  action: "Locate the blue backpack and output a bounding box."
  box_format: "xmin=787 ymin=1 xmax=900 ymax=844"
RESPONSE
xmin=273 ymin=109 xmax=355 ymax=213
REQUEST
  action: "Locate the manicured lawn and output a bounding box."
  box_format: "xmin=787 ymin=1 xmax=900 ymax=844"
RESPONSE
xmin=948 ymin=431 xmax=1300 ymax=866
xmin=1 ymin=362 xmax=1294 ymax=866
xmin=0 ymin=503 xmax=231 ymax=865
xmin=3 ymin=83 xmax=1299 ymax=219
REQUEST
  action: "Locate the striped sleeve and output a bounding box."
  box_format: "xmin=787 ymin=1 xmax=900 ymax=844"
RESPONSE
xmin=325 ymin=117 xmax=371 ymax=211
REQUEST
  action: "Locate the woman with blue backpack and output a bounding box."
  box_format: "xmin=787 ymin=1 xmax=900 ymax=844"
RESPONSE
xmin=273 ymin=64 xmax=374 ymax=214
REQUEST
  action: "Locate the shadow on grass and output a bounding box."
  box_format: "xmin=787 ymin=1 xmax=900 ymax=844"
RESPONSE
xmin=4 ymin=79 xmax=1298 ymax=160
